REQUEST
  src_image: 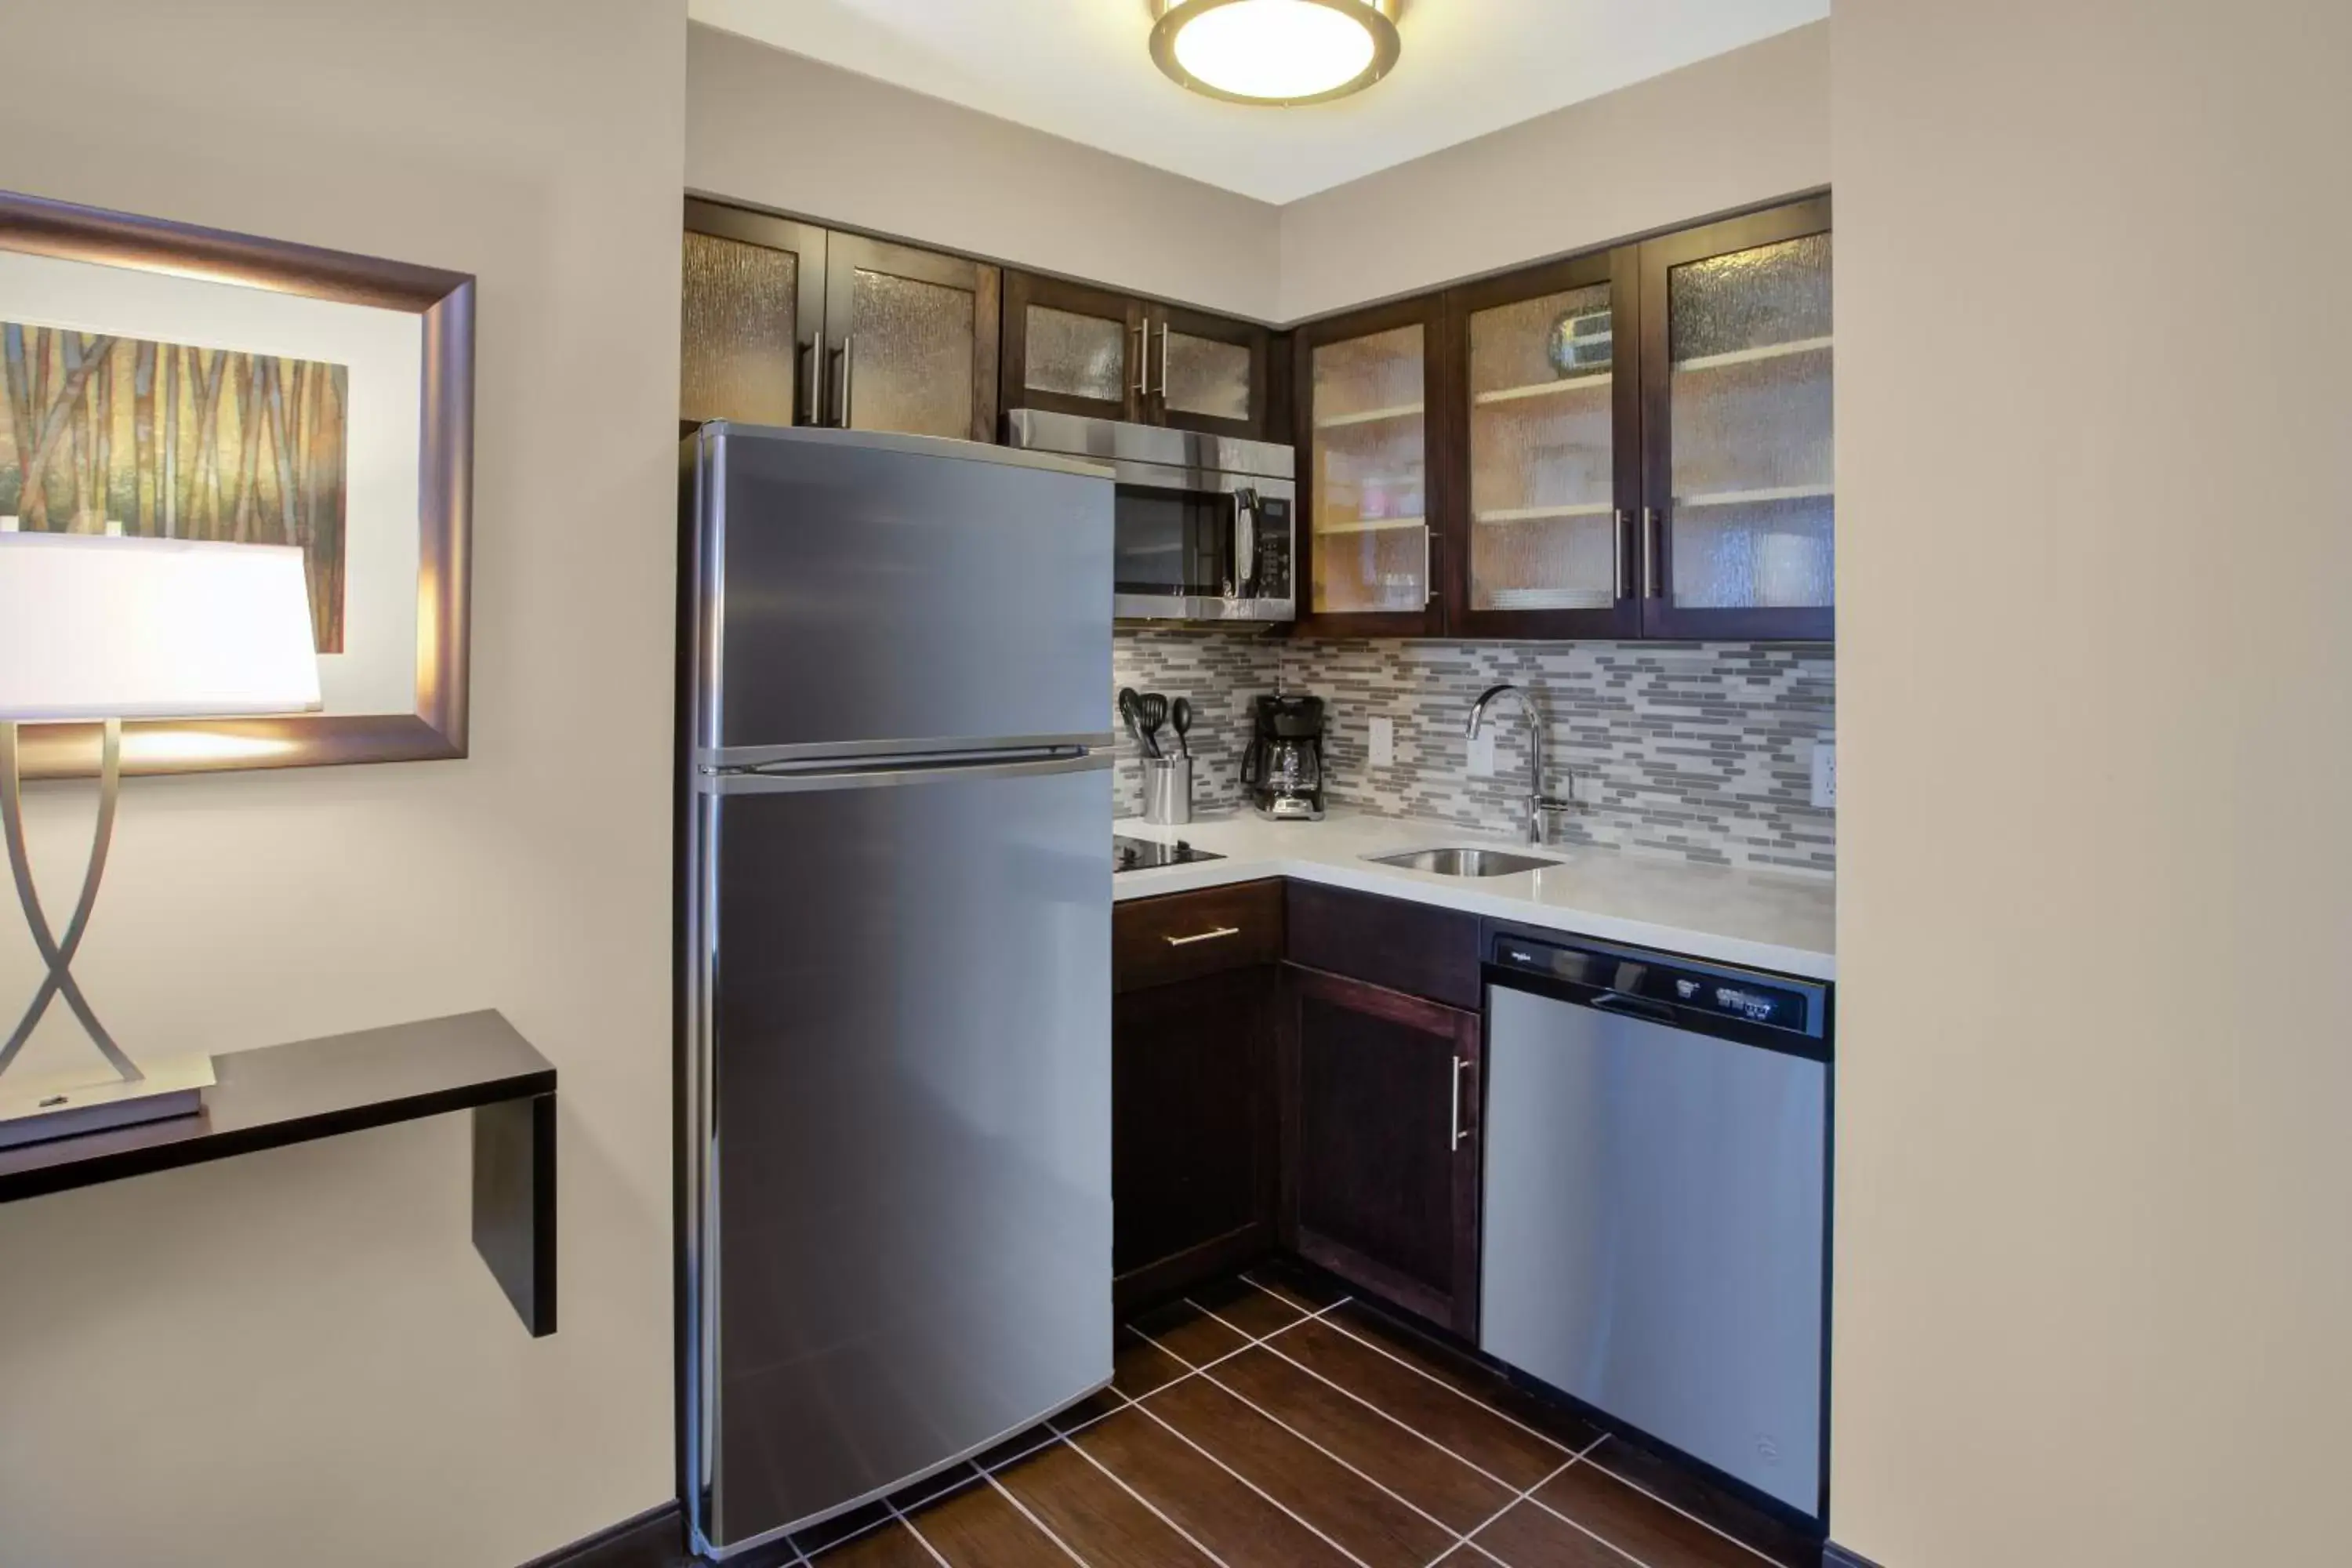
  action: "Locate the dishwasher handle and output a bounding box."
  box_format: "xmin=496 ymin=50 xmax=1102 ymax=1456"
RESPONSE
xmin=1591 ymin=990 xmax=1678 ymax=1025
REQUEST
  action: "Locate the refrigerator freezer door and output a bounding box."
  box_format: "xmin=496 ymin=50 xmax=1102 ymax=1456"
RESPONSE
xmin=689 ymin=423 xmax=1112 ymax=764
xmin=687 ymin=753 xmax=1112 ymax=1552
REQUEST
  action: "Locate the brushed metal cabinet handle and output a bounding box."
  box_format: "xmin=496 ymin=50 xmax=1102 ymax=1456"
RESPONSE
xmin=1164 ymin=926 xmax=1242 ymax=947
xmin=1424 ymin=527 xmax=1439 ymax=605
xmin=1642 ymin=506 xmax=1662 ymax=598
xmin=837 ymin=332 xmax=855 ymax=428
xmin=799 ymin=332 xmax=821 ymax=426
xmin=1450 ymin=1054 xmax=1471 ymax=1150
xmin=1158 ymin=321 xmax=1172 ymax=400
xmin=1134 ymin=319 xmax=1149 ymax=401
xmin=1615 ymin=507 xmax=1632 ymax=600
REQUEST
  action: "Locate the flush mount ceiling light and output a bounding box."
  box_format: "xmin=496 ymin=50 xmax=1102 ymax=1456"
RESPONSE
xmin=1149 ymin=0 xmax=1403 ymax=107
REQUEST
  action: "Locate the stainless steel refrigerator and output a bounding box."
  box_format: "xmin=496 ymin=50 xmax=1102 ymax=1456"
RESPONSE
xmin=678 ymin=422 xmax=1116 ymax=1559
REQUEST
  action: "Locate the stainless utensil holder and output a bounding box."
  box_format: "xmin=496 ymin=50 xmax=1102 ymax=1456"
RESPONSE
xmin=1142 ymin=757 xmax=1192 ymax=826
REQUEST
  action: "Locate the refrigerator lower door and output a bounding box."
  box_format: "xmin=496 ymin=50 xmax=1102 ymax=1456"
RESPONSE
xmin=685 ymin=752 xmax=1112 ymax=1556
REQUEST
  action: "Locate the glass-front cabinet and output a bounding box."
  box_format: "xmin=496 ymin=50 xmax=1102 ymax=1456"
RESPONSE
xmin=1002 ymin=272 xmax=1273 ymax=440
xmin=1454 ymin=248 xmax=1642 ymax=638
xmin=1299 ymin=300 xmax=1443 ymax=632
xmin=681 ymin=201 xmax=1000 ymax=442
xmin=1293 ymin=194 xmax=1831 ymax=641
xmin=1640 ymin=198 xmax=1834 ymax=639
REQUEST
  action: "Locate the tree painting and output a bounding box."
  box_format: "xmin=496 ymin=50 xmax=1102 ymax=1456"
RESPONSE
xmin=0 ymin=321 xmax=348 ymax=652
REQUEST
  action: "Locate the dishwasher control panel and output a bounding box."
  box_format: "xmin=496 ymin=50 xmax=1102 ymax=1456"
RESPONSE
xmin=1489 ymin=934 xmax=1827 ymax=1043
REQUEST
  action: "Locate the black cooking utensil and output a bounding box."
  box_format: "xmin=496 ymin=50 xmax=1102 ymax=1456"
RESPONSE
xmin=1171 ymin=697 xmax=1193 ymax=758
xmin=1138 ymin=692 xmax=1169 ymax=758
xmin=1119 ymin=687 xmax=1157 ymax=758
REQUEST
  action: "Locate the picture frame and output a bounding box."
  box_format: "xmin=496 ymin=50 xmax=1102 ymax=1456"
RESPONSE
xmin=0 ymin=190 xmax=474 ymax=779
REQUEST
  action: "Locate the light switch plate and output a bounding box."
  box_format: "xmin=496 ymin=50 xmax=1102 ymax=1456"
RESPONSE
xmin=1570 ymin=772 xmax=1602 ymax=806
xmin=1467 ymin=731 xmax=1497 ymax=778
xmin=1369 ymin=717 xmax=1395 ymax=768
xmin=1811 ymin=736 xmax=1837 ymax=809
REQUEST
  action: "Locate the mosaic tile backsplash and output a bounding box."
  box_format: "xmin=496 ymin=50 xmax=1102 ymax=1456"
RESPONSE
xmin=1112 ymin=628 xmax=1835 ymax=877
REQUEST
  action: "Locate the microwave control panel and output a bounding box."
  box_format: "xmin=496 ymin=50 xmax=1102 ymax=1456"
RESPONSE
xmin=1254 ymin=499 xmax=1291 ymax=598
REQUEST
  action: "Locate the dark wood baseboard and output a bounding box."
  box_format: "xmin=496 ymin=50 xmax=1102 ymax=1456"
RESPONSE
xmin=1113 ymin=1222 xmax=1275 ymax=1315
xmin=1824 ymin=1546 xmax=1884 ymax=1568
xmin=518 ymin=1503 xmax=687 ymax=1568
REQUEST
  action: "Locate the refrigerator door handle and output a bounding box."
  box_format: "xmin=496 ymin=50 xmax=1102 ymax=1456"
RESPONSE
xmin=702 ymin=749 xmax=1111 ymax=794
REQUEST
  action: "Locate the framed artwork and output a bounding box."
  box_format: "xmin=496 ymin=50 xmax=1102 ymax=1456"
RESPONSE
xmin=0 ymin=191 xmax=474 ymax=778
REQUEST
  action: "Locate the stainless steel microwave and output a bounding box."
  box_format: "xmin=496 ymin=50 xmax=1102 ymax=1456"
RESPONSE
xmin=1005 ymin=410 xmax=1295 ymax=622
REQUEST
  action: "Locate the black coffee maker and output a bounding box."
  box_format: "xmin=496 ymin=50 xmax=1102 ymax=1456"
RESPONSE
xmin=1242 ymin=693 xmax=1327 ymax=821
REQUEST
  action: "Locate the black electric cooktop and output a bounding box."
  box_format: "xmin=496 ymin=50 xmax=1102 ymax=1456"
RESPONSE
xmin=1112 ymin=834 xmax=1225 ymax=873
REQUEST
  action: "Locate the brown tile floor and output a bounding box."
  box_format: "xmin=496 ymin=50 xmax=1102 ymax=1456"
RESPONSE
xmin=768 ymin=1266 xmax=1817 ymax=1568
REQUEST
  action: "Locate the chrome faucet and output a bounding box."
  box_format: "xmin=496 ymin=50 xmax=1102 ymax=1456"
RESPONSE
xmin=1466 ymin=683 xmax=1571 ymax=845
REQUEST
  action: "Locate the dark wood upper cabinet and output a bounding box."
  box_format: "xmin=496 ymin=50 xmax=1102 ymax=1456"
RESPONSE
xmin=1447 ymin=245 xmax=1646 ymax=641
xmin=1002 ymin=270 xmax=1276 ymax=440
xmin=681 ymin=201 xmax=829 ymax=429
xmin=1294 ymin=194 xmax=1832 ymax=642
xmin=1001 ymin=271 xmax=1145 ymax=425
xmin=1635 ymin=197 xmax=1833 ymax=641
xmin=1283 ymin=964 xmax=1483 ymax=1338
xmin=1293 ymin=292 xmax=1455 ymax=637
xmin=681 ymin=200 xmax=999 ymax=444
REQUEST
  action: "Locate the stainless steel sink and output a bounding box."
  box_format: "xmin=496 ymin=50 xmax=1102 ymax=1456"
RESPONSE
xmin=1367 ymin=846 xmax=1559 ymax=877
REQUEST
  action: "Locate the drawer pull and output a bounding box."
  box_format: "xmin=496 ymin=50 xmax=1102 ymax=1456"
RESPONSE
xmin=1164 ymin=926 xmax=1243 ymax=947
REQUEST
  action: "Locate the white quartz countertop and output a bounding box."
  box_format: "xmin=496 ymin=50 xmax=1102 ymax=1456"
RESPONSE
xmin=1113 ymin=809 xmax=1835 ymax=981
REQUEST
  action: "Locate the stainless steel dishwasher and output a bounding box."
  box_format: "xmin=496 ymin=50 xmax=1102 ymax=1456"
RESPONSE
xmin=1479 ymin=930 xmax=1831 ymax=1521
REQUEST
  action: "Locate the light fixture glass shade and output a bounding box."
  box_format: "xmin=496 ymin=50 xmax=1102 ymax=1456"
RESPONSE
xmin=0 ymin=534 xmax=322 ymax=721
xmin=1150 ymin=0 xmax=1403 ymax=106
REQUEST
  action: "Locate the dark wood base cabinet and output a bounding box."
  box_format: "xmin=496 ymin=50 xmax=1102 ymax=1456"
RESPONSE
xmin=1113 ymin=967 xmax=1279 ymax=1311
xmin=1280 ymin=964 xmax=1483 ymax=1338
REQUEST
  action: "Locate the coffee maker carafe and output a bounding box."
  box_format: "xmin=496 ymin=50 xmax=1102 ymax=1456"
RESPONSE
xmin=1242 ymin=692 xmax=1327 ymax=821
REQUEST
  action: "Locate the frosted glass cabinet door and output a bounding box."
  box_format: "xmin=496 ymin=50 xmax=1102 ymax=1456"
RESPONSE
xmin=1641 ymin=199 xmax=1834 ymax=638
xmin=1459 ymin=246 xmax=1640 ymax=635
xmin=1308 ymin=321 xmax=1432 ymax=620
xmin=1005 ymin=273 xmax=1141 ymax=423
xmin=827 ymin=233 xmax=1001 ymax=443
xmin=681 ymin=202 xmax=827 ymax=427
xmin=1152 ymin=305 xmax=1263 ymax=436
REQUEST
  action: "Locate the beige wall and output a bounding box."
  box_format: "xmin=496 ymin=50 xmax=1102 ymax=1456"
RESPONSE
xmin=688 ymin=22 xmax=1284 ymax=323
xmin=0 ymin=2 xmax=684 ymax=1564
xmin=1277 ymin=22 xmax=1829 ymax=321
xmin=1831 ymin=0 xmax=2352 ymax=1563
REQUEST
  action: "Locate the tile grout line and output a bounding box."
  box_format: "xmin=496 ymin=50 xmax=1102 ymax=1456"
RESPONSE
xmin=1229 ymin=1319 xmax=1527 ymax=1493
xmin=1559 ymin=1450 xmax=1793 ymax=1568
xmin=1437 ymin=1451 xmax=1585 ymax=1568
xmin=1116 ymin=1291 xmax=1354 ymax=1404
xmin=1445 ymin=1435 xmax=1657 ymax=1568
xmin=1232 ymin=1277 xmax=1786 ymax=1568
xmin=883 ymin=1500 xmax=954 ymax=1568
xmin=1298 ymin=1301 xmax=1584 ymax=1457
xmin=1052 ymin=1401 xmax=1238 ymax=1568
xmin=1116 ymin=1386 xmax=1381 ymax=1568
xmin=977 ymin=1466 xmax=1097 ymax=1568
xmin=1178 ymin=1295 xmax=1492 ymax=1546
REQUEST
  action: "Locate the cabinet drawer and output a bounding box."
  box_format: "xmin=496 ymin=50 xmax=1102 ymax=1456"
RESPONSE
xmin=1285 ymin=882 xmax=1482 ymax=1011
xmin=1115 ymin=880 xmax=1285 ymax=993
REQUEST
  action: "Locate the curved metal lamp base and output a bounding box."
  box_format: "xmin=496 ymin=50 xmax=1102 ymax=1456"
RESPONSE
xmin=0 ymin=718 xmax=139 ymax=1083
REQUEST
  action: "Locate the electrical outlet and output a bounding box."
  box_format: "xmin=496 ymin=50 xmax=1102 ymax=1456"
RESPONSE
xmin=1811 ymin=736 xmax=1837 ymax=809
xmin=1467 ymin=730 xmax=1497 ymax=778
xmin=1369 ymin=716 xmax=1395 ymax=768
xmin=1570 ymin=771 xmax=1601 ymax=806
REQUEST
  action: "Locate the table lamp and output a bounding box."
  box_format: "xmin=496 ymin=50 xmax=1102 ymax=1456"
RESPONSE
xmin=0 ymin=532 xmax=321 ymax=1149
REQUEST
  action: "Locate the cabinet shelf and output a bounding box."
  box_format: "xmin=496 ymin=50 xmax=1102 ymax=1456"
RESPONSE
xmin=1673 ymin=336 xmax=1833 ymax=374
xmin=1676 ymin=485 xmax=1834 ymax=509
xmin=1474 ymin=503 xmax=1615 ymax=524
xmin=1316 ymin=515 xmax=1428 ymax=536
xmin=1472 ymin=374 xmax=1612 ymax=407
xmin=1316 ymin=403 xmax=1425 ymax=430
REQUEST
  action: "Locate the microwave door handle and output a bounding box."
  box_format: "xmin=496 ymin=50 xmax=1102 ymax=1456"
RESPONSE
xmin=1232 ymin=488 xmax=1258 ymax=600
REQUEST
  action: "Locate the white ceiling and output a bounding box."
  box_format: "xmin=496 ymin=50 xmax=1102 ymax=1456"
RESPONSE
xmin=688 ymin=0 xmax=1829 ymax=205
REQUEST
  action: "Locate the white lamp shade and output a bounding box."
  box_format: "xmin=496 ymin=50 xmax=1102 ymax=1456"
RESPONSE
xmin=0 ymin=533 xmax=322 ymax=721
